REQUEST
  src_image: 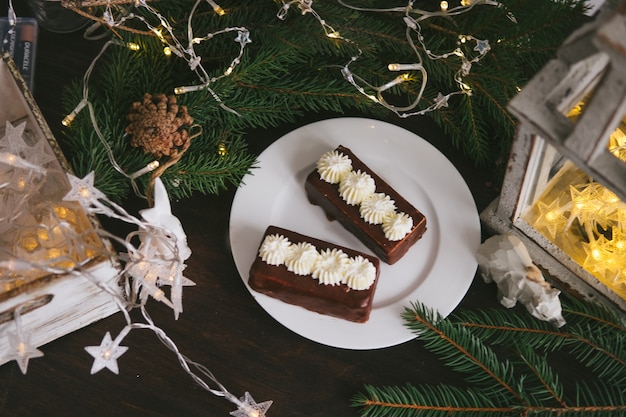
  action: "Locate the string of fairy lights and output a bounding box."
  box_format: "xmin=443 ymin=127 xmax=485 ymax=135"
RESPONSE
xmin=277 ymin=0 xmax=502 ymax=117
xmin=0 ymin=121 xmax=272 ymax=416
xmin=2 ymin=1 xmax=506 ymax=416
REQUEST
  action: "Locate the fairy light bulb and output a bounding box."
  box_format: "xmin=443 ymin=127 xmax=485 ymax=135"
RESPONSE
xmin=545 ymin=210 xmax=560 ymax=223
xmin=388 ymin=63 xmax=423 ymax=71
xmin=461 ymin=0 xmax=472 ymax=5
xmin=20 ymin=235 xmax=39 ymax=252
xmin=130 ymin=161 xmax=160 ymax=179
xmin=62 ymin=99 xmax=87 ymax=127
xmin=37 ymin=228 xmax=49 ymax=241
xmin=207 ymin=0 xmax=226 ymax=16
xmin=54 ymin=206 xmax=69 ymax=219
xmin=79 ymin=186 xmax=91 ymax=199
xmin=126 ymin=42 xmax=140 ymax=51
xmin=440 ymin=1 xmax=449 ymax=12
xmin=163 ymin=46 xmax=172 ymax=56
xmin=591 ymin=247 xmax=603 ymax=261
xmin=174 ymin=84 xmax=205 ymax=95
xmin=46 ymin=248 xmax=62 ymax=259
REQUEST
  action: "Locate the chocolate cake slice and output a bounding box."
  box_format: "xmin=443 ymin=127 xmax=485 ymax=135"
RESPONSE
xmin=248 ymin=225 xmax=380 ymax=323
xmin=305 ymin=145 xmax=427 ymax=264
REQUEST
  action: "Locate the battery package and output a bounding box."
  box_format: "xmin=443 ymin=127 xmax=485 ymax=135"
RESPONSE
xmin=1 ymin=17 xmax=37 ymax=90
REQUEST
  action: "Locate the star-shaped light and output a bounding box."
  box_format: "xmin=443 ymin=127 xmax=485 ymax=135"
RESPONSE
xmin=434 ymin=92 xmax=449 ymax=108
xmin=474 ymin=39 xmax=491 ymax=55
xmin=534 ymin=198 xmax=567 ymax=239
xmin=298 ymin=0 xmax=314 ymax=15
xmin=234 ymin=30 xmax=251 ymax=46
xmin=230 ymin=392 xmax=273 ymax=417
xmin=84 ymin=331 xmax=129 ymax=374
xmin=63 ymin=172 xmax=106 ymax=209
xmin=0 ymin=121 xmax=28 ymax=156
xmin=3 ymin=330 xmax=44 ymax=374
xmin=581 ymin=235 xmax=612 ymax=277
xmin=26 ymin=139 xmax=57 ymax=167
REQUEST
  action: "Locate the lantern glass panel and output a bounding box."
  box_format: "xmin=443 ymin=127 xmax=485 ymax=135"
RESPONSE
xmin=517 ymin=135 xmax=626 ymax=301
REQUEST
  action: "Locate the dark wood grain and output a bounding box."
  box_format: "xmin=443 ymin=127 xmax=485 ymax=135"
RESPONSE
xmin=0 ymin=7 xmax=506 ymax=416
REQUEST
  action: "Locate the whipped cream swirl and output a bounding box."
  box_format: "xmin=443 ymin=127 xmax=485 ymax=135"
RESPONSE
xmin=312 ymin=248 xmax=348 ymax=286
xmin=338 ymin=170 xmax=376 ymax=205
xmin=259 ymin=234 xmax=292 ymax=265
xmin=343 ymin=255 xmax=376 ymax=290
xmin=359 ymin=193 xmax=397 ymax=225
xmin=382 ymin=212 xmax=414 ymax=241
xmin=317 ymin=150 xmax=353 ymax=184
xmin=284 ymin=242 xmax=319 ymax=275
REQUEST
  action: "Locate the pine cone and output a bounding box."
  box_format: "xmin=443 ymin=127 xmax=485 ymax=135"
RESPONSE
xmin=125 ymin=93 xmax=194 ymax=158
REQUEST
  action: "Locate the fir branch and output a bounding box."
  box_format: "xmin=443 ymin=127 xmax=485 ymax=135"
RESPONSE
xmin=401 ymin=302 xmax=524 ymax=403
xmin=355 ymin=301 xmax=626 ymax=417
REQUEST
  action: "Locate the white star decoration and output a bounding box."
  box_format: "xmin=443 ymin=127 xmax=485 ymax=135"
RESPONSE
xmin=434 ymin=92 xmax=450 ymax=108
xmin=84 ymin=332 xmax=129 ymax=374
xmin=26 ymin=139 xmax=57 ymax=167
xmin=0 ymin=121 xmax=28 ymax=156
xmin=230 ymin=392 xmax=273 ymax=417
xmin=63 ymin=171 xmax=106 ymax=208
xmin=4 ymin=330 xmax=44 ymax=374
xmin=474 ymin=39 xmax=491 ymax=54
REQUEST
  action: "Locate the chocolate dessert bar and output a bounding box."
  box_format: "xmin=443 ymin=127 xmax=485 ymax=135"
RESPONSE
xmin=248 ymin=225 xmax=380 ymax=323
xmin=305 ymin=145 xmax=427 ymax=264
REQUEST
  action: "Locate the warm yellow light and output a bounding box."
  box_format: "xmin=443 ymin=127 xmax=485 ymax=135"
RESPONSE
xmin=37 ymin=227 xmax=49 ymax=241
xmin=545 ymin=210 xmax=560 ymax=222
xmin=46 ymin=248 xmax=63 ymax=259
xmin=79 ymin=187 xmax=91 ymax=198
xmin=20 ymin=235 xmax=40 ymax=252
xmin=440 ymin=1 xmax=449 ymax=12
xmin=61 ymin=113 xmax=76 ymax=127
xmin=126 ymin=42 xmax=140 ymax=51
xmin=54 ymin=206 xmax=70 ymax=219
xmin=591 ymin=248 xmax=603 ymax=261
xmin=218 ymin=142 xmax=228 ymax=157
xmin=327 ymin=31 xmax=340 ymax=39
xmin=461 ymin=0 xmax=472 ymax=5
xmin=163 ymin=46 xmax=172 ymax=56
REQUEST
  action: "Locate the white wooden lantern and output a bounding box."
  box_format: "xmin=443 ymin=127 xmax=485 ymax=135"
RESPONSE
xmin=481 ymin=1 xmax=626 ymax=314
xmin=0 ymin=51 xmax=120 ymax=367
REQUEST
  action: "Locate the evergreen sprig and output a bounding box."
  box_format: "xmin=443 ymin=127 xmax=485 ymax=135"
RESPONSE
xmin=60 ymin=0 xmax=589 ymax=202
xmin=352 ymin=300 xmax=626 ymax=417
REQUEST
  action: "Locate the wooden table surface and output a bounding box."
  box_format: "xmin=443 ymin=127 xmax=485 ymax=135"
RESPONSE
xmin=0 ymin=8 xmax=508 ymax=417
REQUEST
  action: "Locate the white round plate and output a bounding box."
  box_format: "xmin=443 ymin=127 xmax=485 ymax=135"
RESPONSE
xmin=229 ymin=117 xmax=480 ymax=350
